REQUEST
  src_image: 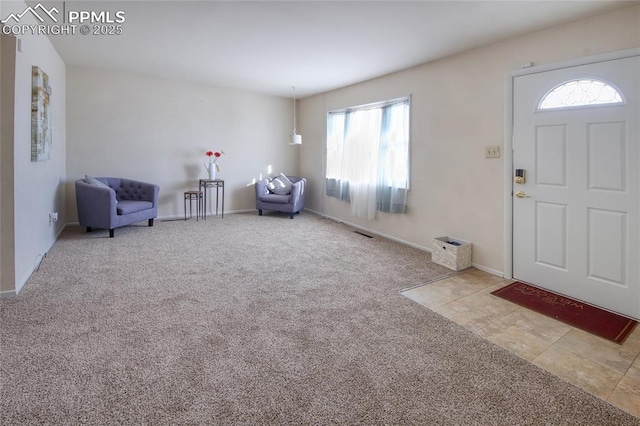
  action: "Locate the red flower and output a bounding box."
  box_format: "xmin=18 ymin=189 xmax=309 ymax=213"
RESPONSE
xmin=205 ymin=150 xmax=224 ymax=164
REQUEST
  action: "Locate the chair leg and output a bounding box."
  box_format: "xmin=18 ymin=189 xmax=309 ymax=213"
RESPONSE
xmin=109 ymin=229 xmax=114 ymax=238
xmin=289 ymin=213 xmax=294 ymax=219
xmin=86 ymin=227 xmax=92 ymax=233
xmin=148 ymin=219 xmax=154 ymax=227
xmin=258 ymin=209 xmax=263 ymax=216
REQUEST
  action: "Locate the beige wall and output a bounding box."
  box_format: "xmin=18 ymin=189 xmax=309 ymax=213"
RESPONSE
xmin=12 ymin=27 xmax=67 ymax=294
xmin=66 ymin=67 xmax=298 ymax=221
xmin=298 ymin=5 xmax=640 ymax=274
xmin=0 ymin=0 xmax=67 ymax=295
xmin=0 ymin=35 xmax=16 ymax=293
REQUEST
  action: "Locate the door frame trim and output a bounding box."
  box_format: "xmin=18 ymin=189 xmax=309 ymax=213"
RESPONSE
xmin=503 ymin=47 xmax=640 ymax=280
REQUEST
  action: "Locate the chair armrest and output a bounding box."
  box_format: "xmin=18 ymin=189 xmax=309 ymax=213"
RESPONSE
xmin=290 ymin=180 xmax=304 ymax=205
xmin=141 ymin=182 xmax=160 ymax=205
xmin=255 ymin=179 xmax=269 ymax=197
xmin=75 ymin=180 xmax=117 ymax=228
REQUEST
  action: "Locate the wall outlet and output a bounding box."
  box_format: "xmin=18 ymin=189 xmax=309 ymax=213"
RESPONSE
xmin=485 ymin=146 xmax=501 ymax=158
xmin=49 ymin=212 xmax=58 ymax=224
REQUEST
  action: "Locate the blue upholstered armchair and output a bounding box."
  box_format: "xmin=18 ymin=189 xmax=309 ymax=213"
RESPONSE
xmin=75 ymin=177 xmax=160 ymax=238
xmin=255 ymin=175 xmax=306 ymax=219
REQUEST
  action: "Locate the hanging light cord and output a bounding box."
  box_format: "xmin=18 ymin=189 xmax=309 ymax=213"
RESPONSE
xmin=292 ymin=86 xmax=297 ymax=134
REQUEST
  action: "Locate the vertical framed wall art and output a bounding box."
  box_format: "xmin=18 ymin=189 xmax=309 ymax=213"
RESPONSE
xmin=31 ymin=66 xmax=52 ymax=162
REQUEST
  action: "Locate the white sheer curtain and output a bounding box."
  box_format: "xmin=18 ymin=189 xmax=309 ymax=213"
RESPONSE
xmin=345 ymin=108 xmax=381 ymax=219
xmin=377 ymin=101 xmax=409 ymax=214
xmin=326 ymin=98 xmax=410 ymax=219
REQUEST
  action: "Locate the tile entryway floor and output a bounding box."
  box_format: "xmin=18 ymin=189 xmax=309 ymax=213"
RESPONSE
xmin=401 ymin=268 xmax=640 ymax=417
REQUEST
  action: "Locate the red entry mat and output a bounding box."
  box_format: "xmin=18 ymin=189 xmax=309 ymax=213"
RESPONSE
xmin=491 ymin=282 xmax=637 ymax=344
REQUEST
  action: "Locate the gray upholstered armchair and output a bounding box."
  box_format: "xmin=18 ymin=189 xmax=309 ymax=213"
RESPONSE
xmin=75 ymin=177 xmax=160 ymax=237
xmin=255 ymin=175 xmax=306 ymax=219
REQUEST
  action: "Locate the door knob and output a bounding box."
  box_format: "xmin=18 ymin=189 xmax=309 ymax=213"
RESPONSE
xmin=515 ymin=191 xmax=531 ymax=199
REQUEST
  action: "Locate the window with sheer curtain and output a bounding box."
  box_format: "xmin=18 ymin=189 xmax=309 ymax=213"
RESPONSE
xmin=326 ymin=97 xmax=410 ymax=219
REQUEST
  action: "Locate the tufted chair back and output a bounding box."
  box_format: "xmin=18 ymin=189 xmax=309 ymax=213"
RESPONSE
xmin=99 ymin=177 xmax=155 ymax=202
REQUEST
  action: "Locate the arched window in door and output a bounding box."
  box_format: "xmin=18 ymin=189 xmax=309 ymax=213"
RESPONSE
xmin=538 ymin=78 xmax=624 ymax=110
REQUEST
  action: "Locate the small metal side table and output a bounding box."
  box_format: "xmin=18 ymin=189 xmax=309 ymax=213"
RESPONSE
xmin=199 ymin=179 xmax=224 ymax=219
xmin=183 ymin=190 xmax=203 ymax=221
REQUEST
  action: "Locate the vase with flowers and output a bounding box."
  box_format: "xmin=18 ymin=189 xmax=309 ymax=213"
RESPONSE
xmin=204 ymin=150 xmax=224 ymax=180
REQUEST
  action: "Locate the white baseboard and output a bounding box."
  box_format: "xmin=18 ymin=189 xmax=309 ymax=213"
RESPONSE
xmin=10 ymin=223 xmax=68 ymax=297
xmin=69 ymin=209 xmax=259 ymax=225
xmin=304 ymin=208 xmax=505 ymax=278
xmin=158 ymin=209 xmax=256 ymax=222
xmin=27 ymin=209 xmax=503 ymax=300
xmin=305 ymin=208 xmax=431 ymax=252
xmin=471 ymin=263 xmax=504 ymax=278
xmin=0 ymin=289 xmax=17 ymax=298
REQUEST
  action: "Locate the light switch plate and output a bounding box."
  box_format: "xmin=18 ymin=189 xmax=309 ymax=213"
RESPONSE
xmin=485 ymin=146 xmax=500 ymax=158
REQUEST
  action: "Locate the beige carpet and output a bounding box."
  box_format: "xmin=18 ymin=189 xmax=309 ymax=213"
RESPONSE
xmin=1 ymin=212 xmax=637 ymax=425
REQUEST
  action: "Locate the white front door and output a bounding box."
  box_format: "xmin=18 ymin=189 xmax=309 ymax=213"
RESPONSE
xmin=513 ymin=55 xmax=640 ymax=318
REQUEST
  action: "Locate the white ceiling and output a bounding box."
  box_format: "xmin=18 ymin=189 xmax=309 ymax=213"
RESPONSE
xmin=23 ymin=0 xmax=640 ymax=98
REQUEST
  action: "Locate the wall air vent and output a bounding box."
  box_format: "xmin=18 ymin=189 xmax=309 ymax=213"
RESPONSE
xmin=353 ymin=231 xmax=374 ymax=239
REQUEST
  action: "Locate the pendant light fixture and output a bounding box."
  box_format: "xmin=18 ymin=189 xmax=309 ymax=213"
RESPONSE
xmin=290 ymin=86 xmax=302 ymax=145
